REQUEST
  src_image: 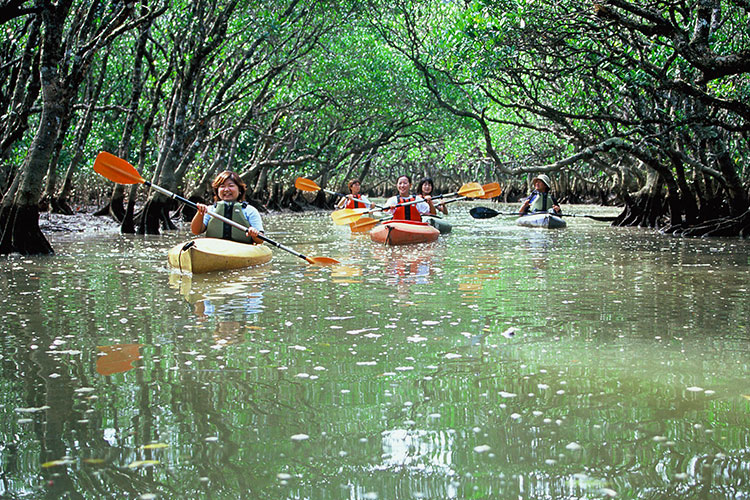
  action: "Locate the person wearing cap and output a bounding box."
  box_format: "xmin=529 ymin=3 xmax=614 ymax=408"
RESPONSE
xmin=519 ymin=174 xmax=561 ymax=215
xmin=336 ymin=178 xmax=372 ymax=209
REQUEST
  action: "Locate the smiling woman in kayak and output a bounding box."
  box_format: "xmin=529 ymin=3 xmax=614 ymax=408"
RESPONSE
xmin=191 ymin=171 xmax=264 ymax=244
xmin=384 ymin=175 xmax=435 ymax=221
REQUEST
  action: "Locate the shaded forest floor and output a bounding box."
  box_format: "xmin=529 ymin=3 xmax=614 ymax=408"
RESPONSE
xmin=39 ymin=210 xmax=120 ymax=234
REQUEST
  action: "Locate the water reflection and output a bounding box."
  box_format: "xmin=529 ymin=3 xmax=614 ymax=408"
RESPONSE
xmin=1 ymin=208 xmax=749 ymax=499
xmin=96 ymin=343 xmax=142 ymax=375
xmin=331 ymin=265 xmax=363 ymax=284
xmin=372 ymin=245 xmax=439 ymax=302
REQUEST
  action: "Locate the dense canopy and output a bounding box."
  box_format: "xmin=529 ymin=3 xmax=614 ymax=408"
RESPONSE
xmin=1 ymin=0 xmax=749 ymax=254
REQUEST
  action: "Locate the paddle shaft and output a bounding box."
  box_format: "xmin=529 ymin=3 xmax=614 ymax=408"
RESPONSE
xmin=470 ymin=206 xmax=616 ymax=221
xmin=334 ymin=191 xmax=384 ymax=209
xmin=146 ymin=181 xmax=316 ymax=262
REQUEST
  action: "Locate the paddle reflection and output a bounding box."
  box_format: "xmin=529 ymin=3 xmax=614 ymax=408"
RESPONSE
xmin=96 ymin=343 xmax=142 ymax=376
xmin=331 ymin=264 xmax=363 ymax=284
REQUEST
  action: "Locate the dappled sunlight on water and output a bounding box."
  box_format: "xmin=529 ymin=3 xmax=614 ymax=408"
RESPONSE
xmin=1 ymin=204 xmax=749 ymax=498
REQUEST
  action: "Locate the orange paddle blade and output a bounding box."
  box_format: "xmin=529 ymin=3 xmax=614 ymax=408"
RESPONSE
xmin=306 ymin=256 xmax=340 ymax=265
xmin=294 ymin=177 xmax=321 ymax=192
xmin=349 ymin=216 xmax=380 ymax=232
xmin=480 ymin=182 xmax=501 ymax=199
xmin=93 ymin=151 xmax=145 ymax=185
xmin=331 ymin=208 xmax=370 ymax=225
xmin=455 ymin=182 xmax=484 ymax=198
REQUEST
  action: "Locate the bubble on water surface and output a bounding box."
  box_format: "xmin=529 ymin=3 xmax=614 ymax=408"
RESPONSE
xmin=474 ymin=445 xmax=491 ymax=453
xmin=291 ymin=434 xmax=309 ymax=441
xmin=565 ymin=442 xmax=582 ymax=450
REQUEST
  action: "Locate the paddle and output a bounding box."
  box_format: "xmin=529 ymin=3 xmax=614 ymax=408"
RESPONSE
xmin=436 ymin=182 xmax=502 ymax=207
xmin=94 ymin=151 xmax=339 ymax=265
xmin=469 ymin=206 xmax=618 ymax=222
xmin=349 ymin=216 xmax=381 ymax=232
xmin=295 ymin=177 xmax=383 ymax=209
xmin=331 ymin=182 xmax=486 ymax=225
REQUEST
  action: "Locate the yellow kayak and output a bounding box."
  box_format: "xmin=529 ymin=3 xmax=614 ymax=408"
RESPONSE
xmin=168 ymin=238 xmax=272 ymax=274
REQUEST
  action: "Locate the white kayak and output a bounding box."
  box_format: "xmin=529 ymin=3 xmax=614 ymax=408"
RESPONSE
xmin=516 ymin=213 xmax=567 ymax=229
xmin=168 ymin=238 xmax=272 ymax=274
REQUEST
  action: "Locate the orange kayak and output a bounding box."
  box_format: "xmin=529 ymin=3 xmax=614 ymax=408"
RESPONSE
xmin=369 ymin=220 xmax=440 ymax=246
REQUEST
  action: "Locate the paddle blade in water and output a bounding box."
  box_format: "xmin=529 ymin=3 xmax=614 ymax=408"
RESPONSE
xmin=469 ymin=206 xmax=501 ymax=219
xmin=479 ymin=182 xmax=501 ymax=199
xmin=306 ymin=256 xmax=340 ymax=266
xmin=294 ymin=177 xmax=321 ymax=192
xmin=350 ymin=217 xmax=380 ymax=232
xmin=93 ymin=152 xmax=145 ymax=185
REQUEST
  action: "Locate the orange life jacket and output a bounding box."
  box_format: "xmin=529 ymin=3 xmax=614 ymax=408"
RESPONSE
xmin=344 ymin=194 xmax=367 ymax=209
xmin=392 ymin=196 xmax=421 ymax=221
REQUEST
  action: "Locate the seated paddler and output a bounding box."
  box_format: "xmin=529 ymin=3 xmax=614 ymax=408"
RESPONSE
xmin=384 ymin=174 xmax=435 ymax=222
xmin=191 ymin=170 xmax=264 ymax=244
xmin=519 ymin=173 xmax=562 ymax=215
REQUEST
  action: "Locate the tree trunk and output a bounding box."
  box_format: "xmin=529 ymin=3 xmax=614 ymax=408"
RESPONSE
xmin=614 ymin=168 xmax=665 ymax=229
xmin=0 ymin=18 xmax=41 ymax=163
xmin=120 ymin=184 xmax=138 ymax=234
xmin=55 ymin=53 xmax=111 ymax=214
xmin=135 ymin=197 xmax=174 ymax=235
xmin=0 ymin=204 xmax=53 ymax=255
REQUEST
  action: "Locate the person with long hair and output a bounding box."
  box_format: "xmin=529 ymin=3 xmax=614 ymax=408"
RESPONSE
xmin=417 ymin=177 xmax=447 ymax=215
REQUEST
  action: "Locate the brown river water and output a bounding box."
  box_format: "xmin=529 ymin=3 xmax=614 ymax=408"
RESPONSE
xmin=1 ymin=203 xmax=749 ymax=499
